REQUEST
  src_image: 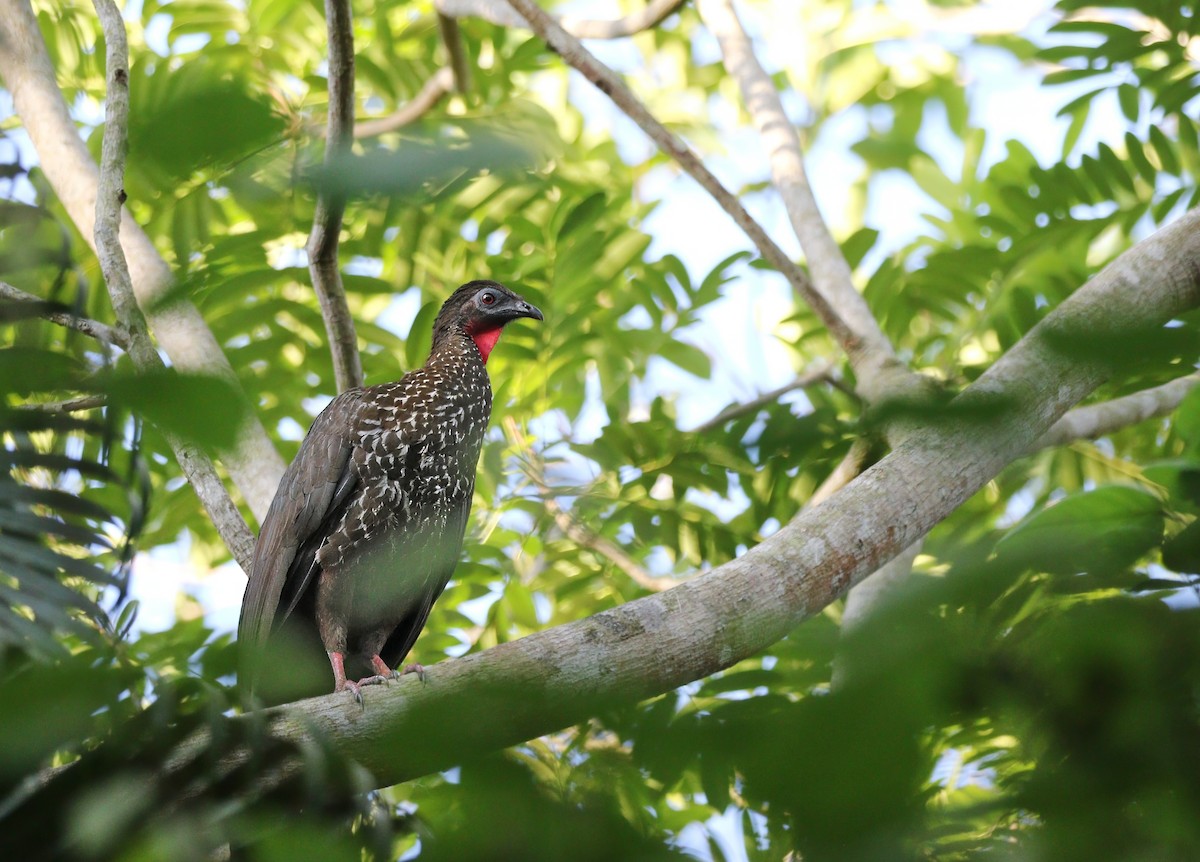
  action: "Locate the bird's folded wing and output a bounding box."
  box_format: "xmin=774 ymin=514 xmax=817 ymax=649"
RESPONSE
xmin=238 ymin=389 xmax=365 ymax=654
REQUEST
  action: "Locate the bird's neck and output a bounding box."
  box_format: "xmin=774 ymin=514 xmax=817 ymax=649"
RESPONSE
xmin=470 ymin=328 xmax=502 ymax=364
xmin=428 ymin=327 xmax=498 ymax=367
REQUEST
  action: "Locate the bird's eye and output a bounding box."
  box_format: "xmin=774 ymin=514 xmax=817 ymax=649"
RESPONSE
xmin=480 ymin=292 xmax=495 ymax=305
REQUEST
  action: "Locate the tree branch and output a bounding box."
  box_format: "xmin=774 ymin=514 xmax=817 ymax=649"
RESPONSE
xmin=1034 ymin=372 xmax=1200 ymax=450
xmin=90 ymin=0 xmax=255 ymax=574
xmin=19 ymin=395 xmax=108 ymax=414
xmin=697 ymin=0 xmax=900 ymax=399
xmin=307 ymin=0 xmax=364 ymax=394
xmin=436 ymin=0 xmax=686 ymax=39
xmin=438 ymin=13 xmax=472 ymax=94
xmin=689 ymin=360 xmax=837 ymax=434
xmin=0 ymin=0 xmax=284 ymax=523
xmin=252 ymin=209 xmax=1200 ymax=790
xmin=352 ymin=68 xmax=456 ymax=139
xmin=494 ymin=0 xmax=872 ymax=372
xmin=0 ymin=280 xmax=130 ymax=350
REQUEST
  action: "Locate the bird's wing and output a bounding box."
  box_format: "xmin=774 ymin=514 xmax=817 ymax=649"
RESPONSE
xmin=238 ymin=389 xmax=365 ymax=657
xmin=380 ymin=483 xmax=475 ymax=669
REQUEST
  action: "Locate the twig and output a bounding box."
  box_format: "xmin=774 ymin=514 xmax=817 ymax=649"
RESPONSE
xmin=0 ymin=0 xmax=285 ymax=521
xmin=502 ymin=418 xmax=680 ymax=592
xmin=20 ymin=395 xmax=108 ymax=413
xmin=0 ymin=281 xmax=130 ymax=350
xmin=307 ymin=0 xmax=364 ymax=394
xmin=689 ymin=361 xmax=836 ymax=434
xmin=697 ymin=0 xmax=898 ymax=396
xmin=500 ymin=0 xmax=865 ymax=372
xmin=437 ymin=0 xmax=686 ymax=38
xmin=352 ymin=68 xmax=456 ymax=139
xmin=438 ymin=13 xmax=472 ymax=93
xmin=91 ymin=0 xmax=255 ymax=574
xmin=1034 ymin=372 xmax=1200 ymax=451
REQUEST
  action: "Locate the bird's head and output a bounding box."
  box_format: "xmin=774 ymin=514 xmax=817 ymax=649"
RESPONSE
xmin=431 ymin=280 xmax=543 ymax=364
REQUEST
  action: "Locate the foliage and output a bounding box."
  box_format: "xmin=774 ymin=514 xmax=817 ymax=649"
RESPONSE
xmin=2 ymin=0 xmax=1200 ymax=859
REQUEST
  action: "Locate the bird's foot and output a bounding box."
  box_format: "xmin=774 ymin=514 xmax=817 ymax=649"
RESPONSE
xmin=368 ymin=654 xmax=401 ymax=681
xmin=328 ymin=650 xmax=378 ymax=707
xmin=336 ymin=677 xmax=367 ymax=706
xmin=400 ymin=662 xmax=427 ymax=684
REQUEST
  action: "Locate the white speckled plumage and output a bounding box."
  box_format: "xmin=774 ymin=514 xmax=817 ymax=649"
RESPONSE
xmin=239 ymin=281 xmax=542 ymax=699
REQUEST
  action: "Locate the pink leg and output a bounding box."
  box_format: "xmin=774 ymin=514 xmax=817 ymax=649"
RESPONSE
xmin=328 ymin=651 xmax=366 ymax=704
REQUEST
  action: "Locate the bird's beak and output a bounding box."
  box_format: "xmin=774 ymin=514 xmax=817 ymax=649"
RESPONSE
xmin=511 ymin=298 xmax=543 ymax=322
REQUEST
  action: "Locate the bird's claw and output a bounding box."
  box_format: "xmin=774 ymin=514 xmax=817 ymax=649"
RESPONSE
xmin=401 ymin=662 xmax=427 ymax=684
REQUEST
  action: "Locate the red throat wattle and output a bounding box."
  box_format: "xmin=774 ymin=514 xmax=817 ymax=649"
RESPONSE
xmin=471 ymin=328 xmax=502 ymax=364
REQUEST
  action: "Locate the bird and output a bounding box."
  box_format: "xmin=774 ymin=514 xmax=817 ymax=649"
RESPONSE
xmin=238 ymin=280 xmax=543 ymax=703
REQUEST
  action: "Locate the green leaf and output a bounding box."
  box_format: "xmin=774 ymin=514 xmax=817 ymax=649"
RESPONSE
xmin=995 ymin=486 xmax=1164 ymax=575
xmin=658 ymin=340 xmax=711 ymax=379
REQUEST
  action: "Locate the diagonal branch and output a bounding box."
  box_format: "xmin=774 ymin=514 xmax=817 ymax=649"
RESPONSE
xmin=0 ymin=281 xmax=130 ymax=350
xmin=307 ymin=0 xmax=364 ymax=394
xmin=494 ymin=0 xmax=875 ymax=371
xmin=689 ymin=360 xmax=838 ymax=434
xmin=697 ymin=0 xmax=900 ymax=399
xmin=251 ymin=209 xmax=1200 ymax=790
xmin=352 ymin=68 xmax=456 ymax=139
xmin=436 ymin=0 xmax=686 ymax=39
xmin=90 ymin=0 xmax=255 ymax=574
xmin=0 ymin=0 xmax=284 ymax=523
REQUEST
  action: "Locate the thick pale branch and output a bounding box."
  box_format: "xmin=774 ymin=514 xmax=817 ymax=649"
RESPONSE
xmin=436 ymin=0 xmax=686 ymax=39
xmin=307 ymin=0 xmax=364 ymax=394
xmin=255 ymin=210 xmax=1200 ymax=790
xmin=90 ymin=0 xmax=255 ymax=574
xmin=493 ymin=0 xmax=871 ymax=369
xmin=352 ymin=68 xmax=456 ymax=139
xmin=0 ymin=280 xmax=130 ymax=350
xmin=0 ymin=0 xmax=284 ymax=522
xmin=697 ymin=0 xmax=899 ymax=397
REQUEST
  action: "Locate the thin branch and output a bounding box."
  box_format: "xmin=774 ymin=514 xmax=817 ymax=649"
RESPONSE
xmin=307 ymin=0 xmax=364 ymax=394
xmin=503 ymin=418 xmax=679 ymax=592
xmin=352 ymin=68 xmax=456 ymax=139
xmin=689 ymin=361 xmax=836 ymax=434
xmin=438 ymin=13 xmax=472 ymax=93
xmin=90 ymin=0 xmax=255 ymax=574
xmin=496 ymin=0 xmax=870 ymax=369
xmin=0 ymin=0 xmax=284 ymax=522
xmin=1034 ymin=372 xmax=1200 ymax=450
xmin=20 ymin=395 xmax=108 ymax=413
xmin=807 ymin=437 xmax=872 ymax=509
xmin=0 ymin=281 xmax=130 ymax=350
xmin=697 ymin=0 xmax=899 ymax=399
xmin=436 ymin=0 xmax=686 ymax=39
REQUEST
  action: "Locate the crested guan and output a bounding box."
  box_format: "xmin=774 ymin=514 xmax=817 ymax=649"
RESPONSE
xmin=238 ymin=280 xmax=543 ymax=703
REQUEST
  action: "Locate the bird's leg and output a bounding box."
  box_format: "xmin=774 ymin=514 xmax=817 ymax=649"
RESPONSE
xmin=328 ymin=650 xmax=366 ymax=705
xmin=369 ymin=654 xmax=399 ymax=680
